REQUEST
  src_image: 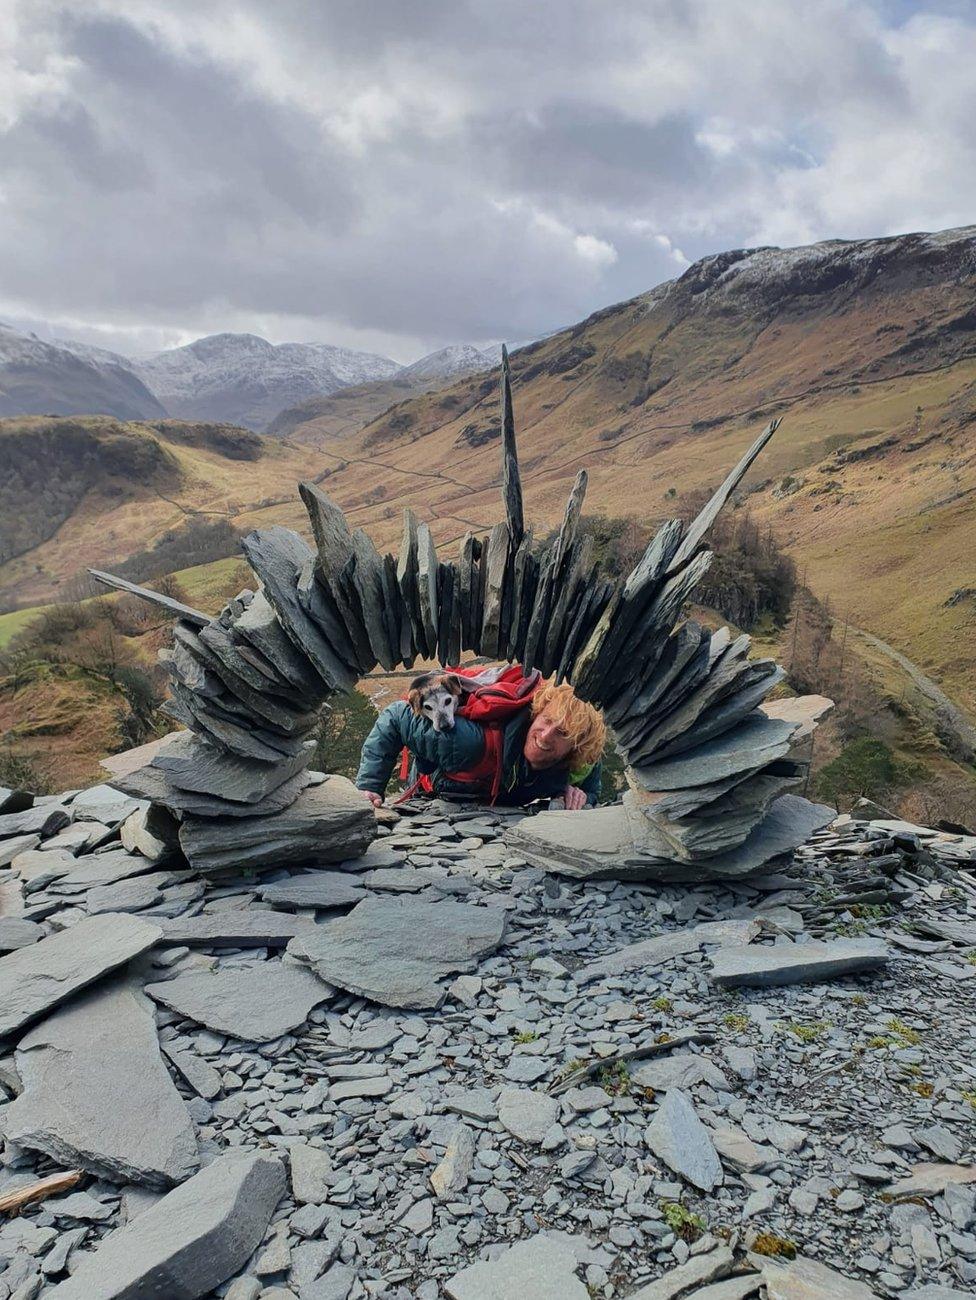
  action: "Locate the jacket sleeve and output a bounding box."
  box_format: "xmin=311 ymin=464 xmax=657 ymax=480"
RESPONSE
xmin=579 ymin=760 xmax=602 ymax=807
xmin=356 ymin=701 xmax=486 ymax=796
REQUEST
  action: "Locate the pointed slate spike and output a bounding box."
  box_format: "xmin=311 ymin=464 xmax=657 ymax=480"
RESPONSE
xmin=500 ymin=345 xmax=524 ymax=545
xmin=553 ymin=469 xmax=588 ymax=573
xmin=666 ymin=419 xmax=780 ymax=575
xmin=88 ymin=570 xmax=209 ymax=626
xmin=298 ymin=481 xmax=355 ymax=584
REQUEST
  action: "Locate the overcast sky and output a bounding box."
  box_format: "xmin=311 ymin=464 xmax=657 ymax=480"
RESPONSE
xmin=1 ymin=0 xmax=974 ymax=363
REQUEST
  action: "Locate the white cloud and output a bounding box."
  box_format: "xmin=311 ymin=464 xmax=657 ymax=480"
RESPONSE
xmin=0 ymin=0 xmax=971 ymax=358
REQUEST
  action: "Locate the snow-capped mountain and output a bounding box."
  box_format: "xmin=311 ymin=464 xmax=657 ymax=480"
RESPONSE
xmin=397 ymin=343 xmax=503 ymax=383
xmin=130 ymin=333 xmax=400 ymax=430
xmin=0 ymin=323 xmax=166 ymax=420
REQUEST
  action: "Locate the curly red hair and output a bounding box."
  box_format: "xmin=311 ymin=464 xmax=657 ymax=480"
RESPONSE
xmin=530 ymin=680 xmax=606 ymax=768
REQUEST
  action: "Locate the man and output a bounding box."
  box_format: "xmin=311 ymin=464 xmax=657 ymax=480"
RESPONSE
xmin=356 ymin=678 xmax=605 ymax=809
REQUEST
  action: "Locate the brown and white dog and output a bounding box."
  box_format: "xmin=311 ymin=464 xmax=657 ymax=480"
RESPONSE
xmin=407 ymin=671 xmax=464 ymax=732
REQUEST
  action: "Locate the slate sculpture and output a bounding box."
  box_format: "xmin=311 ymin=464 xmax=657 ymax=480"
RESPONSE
xmin=92 ymin=348 xmax=832 ymax=877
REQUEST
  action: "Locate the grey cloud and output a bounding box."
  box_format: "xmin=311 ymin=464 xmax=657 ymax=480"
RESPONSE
xmin=0 ymin=0 xmax=971 ymax=357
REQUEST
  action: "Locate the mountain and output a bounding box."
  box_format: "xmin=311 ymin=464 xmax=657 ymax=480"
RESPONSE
xmin=265 ymin=342 xmax=503 ymax=441
xmin=130 ymin=333 xmax=400 ymax=431
xmin=397 ymin=343 xmax=502 ymax=382
xmin=0 ymin=323 xmax=166 ymax=421
xmin=276 ymin=224 xmax=976 ymax=720
xmin=3 ymin=226 xmax=975 ymax=727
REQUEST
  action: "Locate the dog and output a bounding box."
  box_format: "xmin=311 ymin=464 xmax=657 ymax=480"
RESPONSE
xmin=407 ymin=671 xmax=464 ymax=732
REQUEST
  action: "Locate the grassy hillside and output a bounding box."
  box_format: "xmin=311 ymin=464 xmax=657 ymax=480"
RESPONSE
xmin=1 ymin=228 xmax=973 ymax=739
xmin=0 ymin=417 xmax=324 ymax=611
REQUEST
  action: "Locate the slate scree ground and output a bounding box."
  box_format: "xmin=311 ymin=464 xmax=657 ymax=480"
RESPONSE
xmin=0 ymin=354 xmax=971 ymax=1298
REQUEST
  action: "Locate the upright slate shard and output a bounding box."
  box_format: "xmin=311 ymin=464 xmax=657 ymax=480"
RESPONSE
xmin=499 ymin=344 xmax=524 ymax=545
xmin=480 ymin=522 xmax=510 ymax=658
xmin=88 ymin=570 xmax=210 ymax=626
xmin=240 ymin=526 xmax=351 ymax=692
xmin=665 ymin=419 xmax=780 ymax=575
xmin=417 ymin=522 xmax=440 ymax=654
xmin=397 ymin=508 xmax=427 ymax=657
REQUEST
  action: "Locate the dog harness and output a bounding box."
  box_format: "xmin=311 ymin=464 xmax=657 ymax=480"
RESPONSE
xmin=396 ymin=664 xmax=543 ymax=804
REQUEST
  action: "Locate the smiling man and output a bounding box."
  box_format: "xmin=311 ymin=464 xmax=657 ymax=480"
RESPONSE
xmin=356 ymin=679 xmax=605 ymax=809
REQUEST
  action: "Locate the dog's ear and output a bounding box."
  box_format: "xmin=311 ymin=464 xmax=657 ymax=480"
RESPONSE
xmin=443 ymin=674 xmax=463 ymax=697
xmin=407 ymin=686 xmax=424 ymax=716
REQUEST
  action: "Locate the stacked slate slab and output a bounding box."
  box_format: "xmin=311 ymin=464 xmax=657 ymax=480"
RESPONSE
xmin=92 ymin=351 xmax=833 ymax=882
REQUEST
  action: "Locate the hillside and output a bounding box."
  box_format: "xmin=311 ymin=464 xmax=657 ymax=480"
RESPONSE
xmin=277 ymin=225 xmax=976 ymax=722
xmin=0 ymin=417 xmax=319 ymax=610
xmin=2 ymin=226 xmax=974 ymax=731
xmin=0 ymin=323 xmax=165 ymax=421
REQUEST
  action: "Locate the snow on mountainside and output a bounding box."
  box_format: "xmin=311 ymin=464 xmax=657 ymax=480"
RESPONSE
xmin=0 ymin=323 xmax=166 ymax=420
xmin=130 ymin=333 xmax=400 ymax=431
xmin=398 ymin=343 xmax=503 ymax=382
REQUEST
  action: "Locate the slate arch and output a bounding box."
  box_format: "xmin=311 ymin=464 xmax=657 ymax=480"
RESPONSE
xmin=93 ymin=349 xmax=832 ymax=874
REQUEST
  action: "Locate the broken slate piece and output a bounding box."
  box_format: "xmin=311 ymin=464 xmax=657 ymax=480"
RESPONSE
xmin=0 ymin=912 xmax=162 ymax=1038
xmin=162 ymin=1043 xmax=222 ymax=1101
xmin=45 ymin=1150 xmax=285 ymax=1300
xmin=710 ymin=939 xmax=888 ymax=987
xmin=626 ymin=1245 xmax=735 ymax=1299
xmin=0 ymin=917 xmax=43 ymax=952
xmin=445 ymin=1234 xmax=589 ymax=1300
xmin=430 ymin=1123 xmax=476 ymax=1199
xmin=0 ymin=979 xmax=198 ymax=1188
xmin=0 ymin=802 xmax=69 ymax=839
xmin=146 ymin=962 xmax=332 ymax=1042
xmin=577 ymin=919 xmax=758 ymax=984
xmin=497 ymin=1089 xmax=560 ymax=1145
xmin=85 ymin=871 xmax=172 ymax=915
xmin=158 ymin=911 xmax=319 ymax=948
xmin=288 ymin=896 xmax=507 ymax=1009
xmin=644 ymin=1087 xmax=723 ymax=1192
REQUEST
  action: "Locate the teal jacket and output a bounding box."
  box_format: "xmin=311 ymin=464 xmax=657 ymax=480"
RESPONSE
xmin=356 ymin=701 xmax=602 ymax=807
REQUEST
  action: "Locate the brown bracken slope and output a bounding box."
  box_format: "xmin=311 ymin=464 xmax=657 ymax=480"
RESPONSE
xmin=2 ymin=226 xmax=974 ymax=721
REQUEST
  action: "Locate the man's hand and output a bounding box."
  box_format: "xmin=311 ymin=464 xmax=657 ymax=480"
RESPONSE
xmin=563 ymin=784 xmax=587 ymax=811
xmin=359 ymin=788 xmax=383 ymax=808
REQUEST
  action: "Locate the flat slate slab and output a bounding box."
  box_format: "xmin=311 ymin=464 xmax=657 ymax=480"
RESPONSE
xmin=260 ymin=873 xmax=367 ymax=911
xmin=146 ymin=962 xmax=332 ymax=1042
xmin=1 ymin=979 xmax=198 ymax=1188
xmin=0 ymin=803 xmax=70 ymax=839
xmin=0 ymin=912 xmax=162 ymax=1038
xmin=85 ymin=871 xmax=174 ymax=915
xmin=289 ymin=896 xmax=508 ymax=1009
xmin=497 ymin=1088 xmax=560 ymax=1145
xmin=577 ymin=918 xmax=759 ymax=984
xmin=753 ymin=1252 xmax=878 ymax=1300
xmin=710 ymin=939 xmax=889 ymax=987
xmin=445 ymin=1235 xmax=589 ymax=1300
xmin=45 ymin=1150 xmax=285 ymax=1300
xmin=644 ymin=1087 xmax=723 ymax=1192
xmin=158 ymin=910 xmax=319 ymax=948
xmin=178 ymin=776 xmax=376 ymax=873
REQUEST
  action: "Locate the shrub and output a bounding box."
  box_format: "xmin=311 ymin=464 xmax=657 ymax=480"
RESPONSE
xmin=816 ymin=737 xmax=920 ymax=809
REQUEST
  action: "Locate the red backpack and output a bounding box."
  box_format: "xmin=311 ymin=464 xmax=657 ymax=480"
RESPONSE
xmin=396 ymin=664 xmax=542 ymax=804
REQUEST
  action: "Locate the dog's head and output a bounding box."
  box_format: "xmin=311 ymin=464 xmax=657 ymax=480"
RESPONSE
xmin=407 ymin=672 xmax=463 ymax=732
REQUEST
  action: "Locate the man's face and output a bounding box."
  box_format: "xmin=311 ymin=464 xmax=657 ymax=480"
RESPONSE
xmin=524 ymin=710 xmax=573 ymax=769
